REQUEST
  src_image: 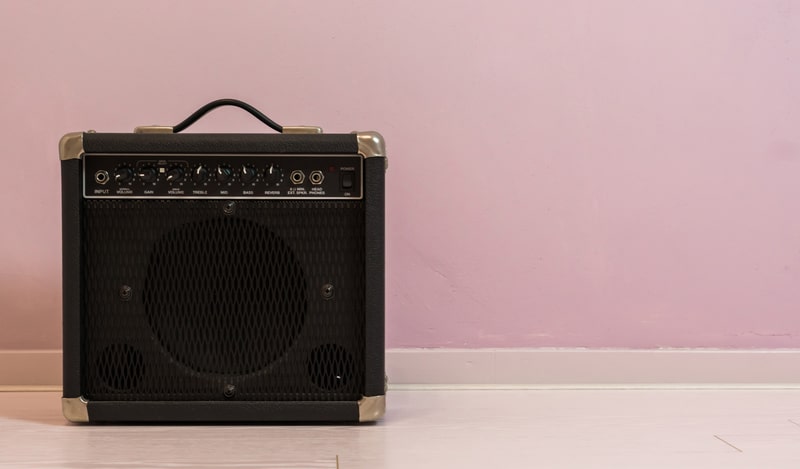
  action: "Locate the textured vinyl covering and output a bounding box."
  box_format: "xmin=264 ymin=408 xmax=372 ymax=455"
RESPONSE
xmin=82 ymin=133 xmax=359 ymax=155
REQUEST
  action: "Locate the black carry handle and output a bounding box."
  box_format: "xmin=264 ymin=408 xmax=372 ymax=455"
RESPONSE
xmin=172 ymin=99 xmax=284 ymax=133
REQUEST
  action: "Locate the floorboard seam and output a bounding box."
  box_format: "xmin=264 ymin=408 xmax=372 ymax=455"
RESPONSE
xmin=713 ymin=435 xmax=743 ymax=453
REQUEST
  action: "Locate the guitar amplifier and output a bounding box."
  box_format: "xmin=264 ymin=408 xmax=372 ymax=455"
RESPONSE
xmin=59 ymin=100 xmax=387 ymax=423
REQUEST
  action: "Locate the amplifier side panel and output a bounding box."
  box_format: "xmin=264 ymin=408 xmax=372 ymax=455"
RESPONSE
xmin=61 ymin=157 xmax=83 ymax=399
xmin=364 ymin=157 xmax=387 ymax=397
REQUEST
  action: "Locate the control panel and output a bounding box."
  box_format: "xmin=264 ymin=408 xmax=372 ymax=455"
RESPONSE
xmin=83 ymin=154 xmax=363 ymax=199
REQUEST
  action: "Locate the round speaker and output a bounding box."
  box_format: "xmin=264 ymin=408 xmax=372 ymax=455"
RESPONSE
xmin=143 ymin=216 xmax=307 ymax=375
xmin=97 ymin=343 xmax=144 ymax=391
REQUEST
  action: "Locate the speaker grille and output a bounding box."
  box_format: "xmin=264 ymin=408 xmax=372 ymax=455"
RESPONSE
xmin=144 ymin=217 xmax=306 ymax=375
xmin=81 ymin=199 xmax=365 ymax=401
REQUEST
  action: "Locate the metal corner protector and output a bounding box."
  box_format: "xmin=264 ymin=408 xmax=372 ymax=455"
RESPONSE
xmin=59 ymin=132 xmax=85 ymax=161
xmin=62 ymin=396 xmax=89 ymax=423
xmin=356 ymin=131 xmax=386 ymax=158
xmin=358 ymin=395 xmax=386 ymax=422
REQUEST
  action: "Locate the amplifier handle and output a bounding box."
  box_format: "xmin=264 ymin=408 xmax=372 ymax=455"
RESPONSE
xmin=134 ymin=99 xmax=323 ymax=135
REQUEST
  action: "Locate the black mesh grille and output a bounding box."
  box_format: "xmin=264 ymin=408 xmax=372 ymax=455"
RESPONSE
xmin=81 ymin=199 xmax=365 ymax=401
xmin=144 ymin=217 xmax=306 ymax=375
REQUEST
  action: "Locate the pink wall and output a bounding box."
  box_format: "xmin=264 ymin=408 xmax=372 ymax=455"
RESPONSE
xmin=1 ymin=1 xmax=799 ymax=349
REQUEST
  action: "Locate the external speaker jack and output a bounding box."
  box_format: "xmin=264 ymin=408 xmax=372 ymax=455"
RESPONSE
xmin=290 ymin=170 xmax=305 ymax=184
xmin=94 ymin=170 xmax=109 ymax=185
xmin=309 ymin=170 xmax=324 ymax=185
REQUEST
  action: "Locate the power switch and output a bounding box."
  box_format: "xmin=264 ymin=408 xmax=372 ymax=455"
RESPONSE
xmin=340 ymin=170 xmax=355 ymax=190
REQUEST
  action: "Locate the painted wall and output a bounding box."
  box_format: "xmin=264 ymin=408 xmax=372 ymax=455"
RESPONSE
xmin=1 ymin=0 xmax=798 ymax=349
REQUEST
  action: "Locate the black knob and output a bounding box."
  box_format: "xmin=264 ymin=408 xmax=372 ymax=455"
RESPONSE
xmin=265 ymin=164 xmax=282 ymax=185
xmin=138 ymin=166 xmax=157 ymax=183
xmin=241 ymin=165 xmax=257 ymax=183
xmin=216 ymin=165 xmax=232 ymax=183
xmin=192 ymin=165 xmax=209 ymax=183
xmin=166 ymin=167 xmax=184 ymax=183
xmin=114 ymin=167 xmax=133 ymax=184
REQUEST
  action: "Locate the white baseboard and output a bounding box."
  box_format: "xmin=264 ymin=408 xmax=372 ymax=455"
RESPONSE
xmin=2 ymin=348 xmax=800 ymax=389
xmin=386 ymin=348 xmax=800 ymax=388
xmin=0 ymin=350 xmax=61 ymax=387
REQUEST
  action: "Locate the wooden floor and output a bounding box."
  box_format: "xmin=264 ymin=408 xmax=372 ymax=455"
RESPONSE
xmin=1 ymin=389 xmax=800 ymax=468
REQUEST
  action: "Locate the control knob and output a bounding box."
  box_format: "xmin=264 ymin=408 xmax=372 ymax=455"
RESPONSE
xmin=138 ymin=166 xmax=158 ymax=183
xmin=241 ymin=165 xmax=257 ymax=183
xmin=166 ymin=167 xmax=184 ymax=183
xmin=192 ymin=165 xmax=209 ymax=183
xmin=216 ymin=165 xmax=233 ymax=183
xmin=265 ymin=164 xmax=283 ymax=185
xmin=114 ymin=167 xmax=133 ymax=184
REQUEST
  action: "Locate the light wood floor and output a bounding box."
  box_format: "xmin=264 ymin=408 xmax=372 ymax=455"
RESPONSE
xmin=1 ymin=389 xmax=800 ymax=468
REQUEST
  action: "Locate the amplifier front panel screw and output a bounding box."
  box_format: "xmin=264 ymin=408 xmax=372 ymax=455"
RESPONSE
xmin=222 ymin=201 xmax=236 ymax=215
xmin=321 ymin=284 xmax=334 ymax=300
xmin=119 ymin=285 xmax=132 ymax=301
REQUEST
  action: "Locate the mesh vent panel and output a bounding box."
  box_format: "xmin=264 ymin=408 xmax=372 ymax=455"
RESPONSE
xmin=81 ymin=199 xmax=365 ymax=401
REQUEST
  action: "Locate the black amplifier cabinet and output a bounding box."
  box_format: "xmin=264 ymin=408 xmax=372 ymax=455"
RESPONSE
xmin=59 ymin=116 xmax=386 ymax=423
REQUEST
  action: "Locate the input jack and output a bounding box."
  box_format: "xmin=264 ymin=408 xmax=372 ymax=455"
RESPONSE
xmin=94 ymin=170 xmax=109 ymax=185
xmin=290 ymin=170 xmax=305 ymax=184
xmin=309 ymin=170 xmax=324 ymax=185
